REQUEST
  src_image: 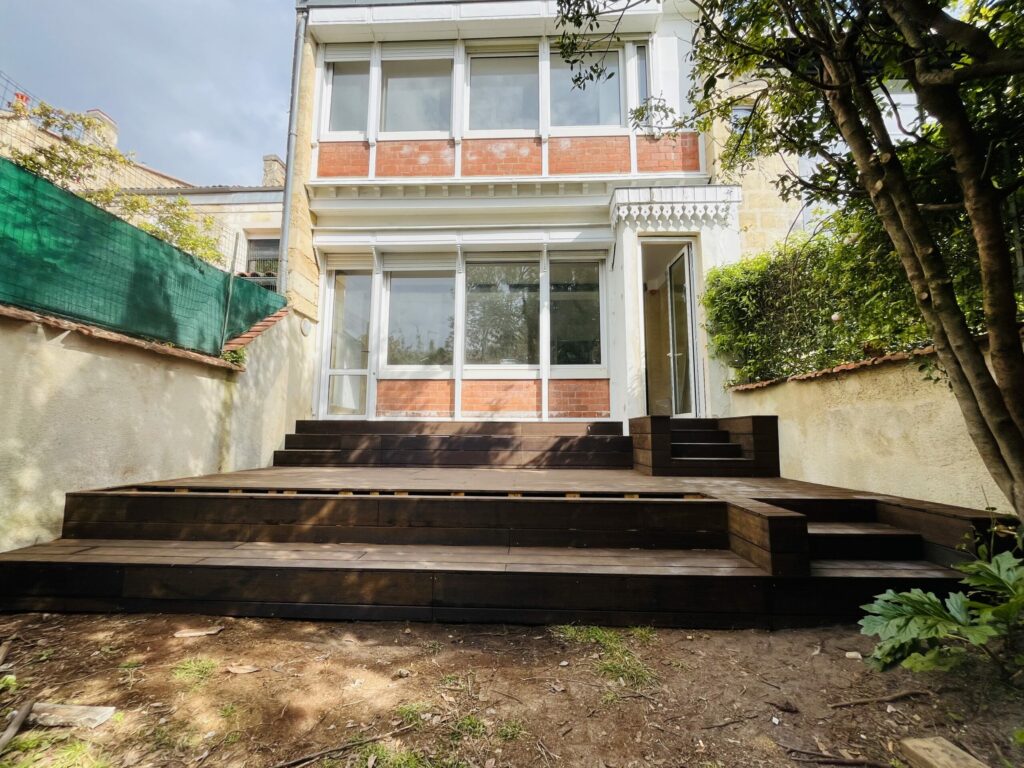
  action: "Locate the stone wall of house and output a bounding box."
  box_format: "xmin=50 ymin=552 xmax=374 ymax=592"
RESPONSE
xmin=727 ymin=359 xmax=1008 ymax=514
xmin=0 ymin=312 xmax=316 ymax=552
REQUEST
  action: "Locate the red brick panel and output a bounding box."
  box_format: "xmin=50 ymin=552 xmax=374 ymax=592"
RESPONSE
xmin=317 ymin=141 xmax=371 ymax=177
xmin=636 ymin=133 xmax=701 ymax=173
xmin=376 ymin=140 xmax=456 ymax=177
xmin=548 ymin=136 xmax=630 ymax=175
xmin=548 ymin=379 xmax=611 ymax=418
xmin=376 ymin=379 xmax=454 ymax=417
xmin=461 ymin=380 xmax=541 ymax=417
xmin=462 ymin=138 xmax=543 ymax=176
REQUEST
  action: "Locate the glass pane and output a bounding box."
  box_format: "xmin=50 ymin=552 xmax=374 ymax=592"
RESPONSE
xmin=550 ymin=53 xmax=621 ymax=126
xmin=386 ymin=272 xmax=455 ymax=365
xmin=465 ymin=262 xmax=540 ymax=365
xmin=469 ymin=56 xmax=539 ymax=130
xmin=327 ymin=374 xmax=367 ymax=416
xmin=636 ymin=45 xmax=649 ymax=104
xmin=329 ymin=61 xmax=370 ymax=132
xmin=550 ymin=262 xmax=601 ymax=365
xmin=381 ymin=59 xmax=452 ymax=132
xmin=669 ymin=258 xmax=693 ymax=415
xmin=329 ymin=272 xmax=372 ymax=370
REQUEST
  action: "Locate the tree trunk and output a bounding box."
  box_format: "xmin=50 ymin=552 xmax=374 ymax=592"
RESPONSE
xmin=819 ymin=56 xmax=1024 ymax=515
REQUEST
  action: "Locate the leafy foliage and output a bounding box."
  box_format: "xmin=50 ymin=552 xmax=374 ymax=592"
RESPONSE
xmin=703 ymin=210 xmax=989 ymax=383
xmin=860 ymin=551 xmax=1024 ymax=681
xmin=4 ymin=101 xmax=223 ymax=264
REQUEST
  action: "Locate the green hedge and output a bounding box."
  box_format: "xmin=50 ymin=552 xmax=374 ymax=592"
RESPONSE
xmin=702 ymin=218 xmax=988 ymax=384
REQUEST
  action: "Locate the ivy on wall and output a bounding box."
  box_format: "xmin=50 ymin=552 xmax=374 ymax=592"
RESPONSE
xmin=703 ymin=213 xmax=992 ymax=385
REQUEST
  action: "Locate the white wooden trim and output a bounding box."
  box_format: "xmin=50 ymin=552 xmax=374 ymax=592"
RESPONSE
xmin=463 ymin=366 xmax=541 ymax=380
xmin=381 ymin=41 xmax=457 ymax=59
xmin=324 ymin=43 xmax=373 ymax=62
xmin=453 ymin=245 xmax=466 ymax=417
xmin=367 ymin=250 xmax=384 ymax=418
xmin=549 ymin=366 xmax=608 ymax=379
xmin=539 ymin=244 xmax=550 ymax=419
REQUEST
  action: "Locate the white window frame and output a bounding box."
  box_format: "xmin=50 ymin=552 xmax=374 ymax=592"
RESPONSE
xmin=548 ymin=48 xmax=629 ymax=137
xmin=547 ymin=252 xmax=609 ymax=379
xmin=377 ymin=46 xmax=456 ymax=141
xmin=462 ymin=252 xmax=543 ymax=376
xmin=378 ymin=269 xmax=457 ymax=380
xmin=464 ymin=48 xmax=542 ymax=139
xmin=319 ymin=267 xmax=376 ymax=419
xmin=320 ymin=47 xmax=373 ymax=143
xmin=316 ymin=246 xmax=610 ymax=419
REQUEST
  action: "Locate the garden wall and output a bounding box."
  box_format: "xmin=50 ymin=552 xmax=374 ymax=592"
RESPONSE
xmin=0 ymin=310 xmax=316 ymax=552
xmin=728 ymin=358 xmax=1008 ymax=514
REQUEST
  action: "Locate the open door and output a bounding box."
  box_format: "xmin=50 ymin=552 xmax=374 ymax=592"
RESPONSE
xmin=667 ymin=245 xmax=697 ymax=417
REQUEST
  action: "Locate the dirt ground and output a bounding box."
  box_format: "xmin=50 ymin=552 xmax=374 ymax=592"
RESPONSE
xmin=0 ymin=613 xmax=1021 ymax=768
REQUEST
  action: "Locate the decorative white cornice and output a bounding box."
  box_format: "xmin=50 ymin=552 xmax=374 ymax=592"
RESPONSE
xmin=610 ymin=185 xmax=741 ymax=230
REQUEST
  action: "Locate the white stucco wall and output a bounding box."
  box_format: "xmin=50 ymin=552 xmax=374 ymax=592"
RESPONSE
xmin=0 ymin=312 xmax=316 ymax=552
xmin=727 ymin=361 xmax=1007 ymax=513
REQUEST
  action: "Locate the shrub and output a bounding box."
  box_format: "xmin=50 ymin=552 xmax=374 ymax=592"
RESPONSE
xmin=702 ymin=213 xmax=991 ymax=384
xmin=860 ymin=549 xmax=1024 ymax=683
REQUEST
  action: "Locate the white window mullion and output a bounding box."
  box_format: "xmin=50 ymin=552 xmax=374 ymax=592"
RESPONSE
xmin=453 ymin=39 xmax=466 ymax=177
xmin=625 ymin=43 xmax=639 ymax=173
xmin=539 ymin=37 xmax=550 ymax=176
xmin=454 ymin=246 xmax=466 ymax=419
xmin=368 ymin=42 xmax=382 ymax=178
xmin=539 ymin=245 xmax=551 ymax=420
xmin=367 ymin=249 xmax=384 ymax=419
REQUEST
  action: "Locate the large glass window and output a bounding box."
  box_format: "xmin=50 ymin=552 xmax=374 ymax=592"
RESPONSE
xmin=386 ymin=272 xmax=455 ymax=365
xmin=550 ymin=53 xmax=622 ymax=127
xmin=381 ymin=59 xmax=453 ymax=132
xmin=550 ymin=261 xmax=602 ymax=365
xmin=328 ymin=61 xmax=371 ymax=132
xmin=465 ymin=262 xmax=540 ymax=365
xmin=469 ymin=55 xmax=539 ymax=131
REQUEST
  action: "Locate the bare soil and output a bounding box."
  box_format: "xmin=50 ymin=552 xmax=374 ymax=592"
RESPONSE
xmin=0 ymin=613 xmax=1021 ymax=768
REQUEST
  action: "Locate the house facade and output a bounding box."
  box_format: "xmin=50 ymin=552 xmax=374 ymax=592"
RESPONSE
xmin=288 ymin=0 xmax=754 ymax=427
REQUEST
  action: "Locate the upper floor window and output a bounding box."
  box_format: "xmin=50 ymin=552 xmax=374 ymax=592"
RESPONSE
xmin=328 ymin=62 xmax=370 ymax=132
xmin=550 ymin=52 xmax=622 ymax=127
xmin=381 ymin=59 xmax=453 ymax=133
xmin=468 ymin=55 xmax=539 ymax=131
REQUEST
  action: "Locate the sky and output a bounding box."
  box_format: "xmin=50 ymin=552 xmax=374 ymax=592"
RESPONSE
xmin=0 ymin=0 xmax=294 ymax=186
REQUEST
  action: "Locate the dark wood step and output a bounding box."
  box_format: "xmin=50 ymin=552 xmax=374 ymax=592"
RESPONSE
xmin=284 ymin=433 xmax=633 ymax=452
xmin=671 ymin=429 xmax=731 ymax=443
xmin=807 ymin=522 xmax=924 ymax=559
xmin=667 ymin=418 xmax=721 ymax=430
xmin=273 ymin=449 xmax=635 ymax=469
xmin=0 ymin=540 xmax=960 ymax=627
xmin=756 ymin=498 xmax=879 ymax=523
xmin=294 ymin=420 xmax=623 ymax=436
xmin=63 ymin=492 xmax=728 ymax=549
xmin=671 ymin=442 xmax=744 ymax=459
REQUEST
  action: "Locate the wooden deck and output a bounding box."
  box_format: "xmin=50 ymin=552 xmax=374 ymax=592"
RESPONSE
xmin=1 ymin=461 xmax=994 ymax=628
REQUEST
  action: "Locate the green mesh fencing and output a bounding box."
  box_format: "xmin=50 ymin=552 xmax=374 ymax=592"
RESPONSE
xmin=0 ymin=158 xmax=286 ymax=356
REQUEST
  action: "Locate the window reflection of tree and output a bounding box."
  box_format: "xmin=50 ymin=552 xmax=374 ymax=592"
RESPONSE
xmin=465 ymin=263 xmax=540 ymax=365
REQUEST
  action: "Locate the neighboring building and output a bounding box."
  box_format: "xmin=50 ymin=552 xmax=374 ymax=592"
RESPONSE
xmin=128 ymin=154 xmax=285 ymax=279
xmin=283 ymin=0 xmax=760 ymax=425
xmin=0 ymin=74 xmax=284 ymax=280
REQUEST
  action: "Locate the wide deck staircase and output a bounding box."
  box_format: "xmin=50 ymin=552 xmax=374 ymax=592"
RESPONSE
xmin=0 ymin=418 xmax=993 ymax=627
